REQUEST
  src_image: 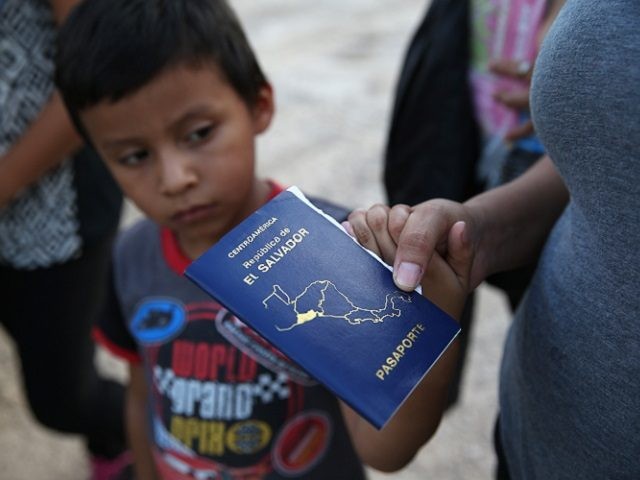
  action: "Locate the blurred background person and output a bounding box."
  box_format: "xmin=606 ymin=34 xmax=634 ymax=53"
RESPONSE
xmin=383 ymin=0 xmax=564 ymax=409
xmin=0 ymin=1 xmax=128 ymax=478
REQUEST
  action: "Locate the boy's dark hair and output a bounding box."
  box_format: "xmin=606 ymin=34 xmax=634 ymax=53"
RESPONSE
xmin=55 ymin=0 xmax=267 ymax=137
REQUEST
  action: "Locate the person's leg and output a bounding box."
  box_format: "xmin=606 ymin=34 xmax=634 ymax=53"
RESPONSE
xmin=0 ymin=235 xmax=126 ymax=458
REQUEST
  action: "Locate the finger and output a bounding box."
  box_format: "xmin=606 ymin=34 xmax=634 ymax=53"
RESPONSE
xmin=346 ymin=208 xmax=383 ymax=258
xmin=393 ymin=203 xmax=451 ymax=292
xmin=386 ymin=204 xmax=411 ymax=245
xmin=489 ymin=59 xmax=532 ymax=79
xmin=493 ymin=89 xmax=530 ymax=110
xmin=341 ymin=220 xmax=355 ymax=238
xmin=504 ymin=120 xmax=535 ymax=141
xmin=365 ymin=204 xmax=397 ymax=265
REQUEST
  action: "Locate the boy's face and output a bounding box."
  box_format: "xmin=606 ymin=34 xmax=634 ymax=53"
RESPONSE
xmin=81 ymin=63 xmax=274 ymax=258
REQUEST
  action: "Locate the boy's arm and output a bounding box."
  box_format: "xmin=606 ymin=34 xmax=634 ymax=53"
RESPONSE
xmin=127 ymin=364 xmax=160 ymax=480
xmin=340 ymin=328 xmax=459 ymax=472
xmin=341 ymin=212 xmax=471 ymax=471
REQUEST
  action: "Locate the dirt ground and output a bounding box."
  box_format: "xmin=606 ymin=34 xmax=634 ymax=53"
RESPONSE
xmin=0 ymin=1 xmax=512 ymax=478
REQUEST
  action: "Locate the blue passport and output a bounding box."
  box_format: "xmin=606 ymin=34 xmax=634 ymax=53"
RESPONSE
xmin=185 ymin=187 xmax=460 ymax=429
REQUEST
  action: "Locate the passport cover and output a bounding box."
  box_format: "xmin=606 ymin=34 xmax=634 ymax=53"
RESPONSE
xmin=185 ymin=187 xmax=460 ymax=429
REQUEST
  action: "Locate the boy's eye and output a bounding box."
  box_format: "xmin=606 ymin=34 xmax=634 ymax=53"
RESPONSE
xmin=186 ymin=125 xmax=214 ymax=144
xmin=118 ymin=149 xmax=149 ymax=166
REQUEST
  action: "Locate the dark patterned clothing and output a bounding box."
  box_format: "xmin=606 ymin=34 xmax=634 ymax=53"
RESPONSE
xmin=0 ymin=0 xmax=121 ymax=269
xmin=0 ymin=0 xmax=125 ymax=459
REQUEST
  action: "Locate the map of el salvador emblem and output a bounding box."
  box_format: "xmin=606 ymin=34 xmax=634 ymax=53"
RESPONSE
xmin=263 ymin=280 xmax=411 ymax=331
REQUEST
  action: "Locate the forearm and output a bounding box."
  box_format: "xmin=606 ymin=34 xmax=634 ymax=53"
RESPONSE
xmin=341 ymin=340 xmax=458 ymax=472
xmin=0 ymin=92 xmax=82 ymax=207
xmin=50 ymin=0 xmax=81 ymax=24
xmin=466 ymin=156 xmax=568 ymax=280
xmin=341 ymin=272 xmax=465 ymax=472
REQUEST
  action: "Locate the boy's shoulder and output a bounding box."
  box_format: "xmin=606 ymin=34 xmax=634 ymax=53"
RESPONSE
xmin=113 ymin=217 xmax=161 ymax=262
xmin=108 ymin=218 xmax=164 ymax=301
xmin=269 ymin=182 xmax=350 ymax=222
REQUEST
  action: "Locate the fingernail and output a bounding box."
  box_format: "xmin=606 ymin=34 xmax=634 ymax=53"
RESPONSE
xmin=394 ymin=262 xmax=422 ymax=290
xmin=341 ymin=221 xmax=354 ymax=236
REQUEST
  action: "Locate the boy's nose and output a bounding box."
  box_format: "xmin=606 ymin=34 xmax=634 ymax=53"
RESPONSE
xmin=158 ymin=153 xmax=198 ymax=196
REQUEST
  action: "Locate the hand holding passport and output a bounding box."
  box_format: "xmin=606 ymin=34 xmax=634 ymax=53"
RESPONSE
xmin=185 ymin=186 xmax=467 ymax=469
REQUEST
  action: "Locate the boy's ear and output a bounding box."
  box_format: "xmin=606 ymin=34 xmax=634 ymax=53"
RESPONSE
xmin=252 ymin=83 xmax=275 ymax=134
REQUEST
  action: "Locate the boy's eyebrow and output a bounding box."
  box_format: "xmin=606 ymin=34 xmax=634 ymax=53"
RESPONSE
xmin=171 ymin=104 xmax=218 ymax=126
xmin=101 ymin=136 xmax=147 ymax=150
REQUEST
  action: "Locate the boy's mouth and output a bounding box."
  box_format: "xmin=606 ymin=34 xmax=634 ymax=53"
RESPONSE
xmin=172 ymin=203 xmax=218 ymax=224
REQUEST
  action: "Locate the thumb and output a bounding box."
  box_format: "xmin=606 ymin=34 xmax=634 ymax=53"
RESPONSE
xmin=446 ymin=221 xmax=474 ymax=292
xmin=392 ymin=206 xmax=449 ymax=292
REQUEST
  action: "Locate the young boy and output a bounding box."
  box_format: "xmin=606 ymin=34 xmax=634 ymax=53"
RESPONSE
xmin=55 ymin=1 xmax=471 ymax=478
